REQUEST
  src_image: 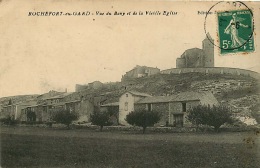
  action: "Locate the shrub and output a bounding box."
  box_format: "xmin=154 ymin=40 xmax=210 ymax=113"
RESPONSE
xmin=52 ymin=109 xmax=79 ymax=129
xmin=45 ymin=121 xmax=53 ymax=127
xmin=187 ymin=105 xmax=233 ymax=132
xmin=0 ymin=116 xmax=19 ymax=126
xmin=90 ymin=111 xmax=112 ymax=131
xmin=126 ymin=109 xmax=161 ymax=134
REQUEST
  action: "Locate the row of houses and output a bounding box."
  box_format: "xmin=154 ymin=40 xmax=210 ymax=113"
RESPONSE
xmin=1 ymin=91 xmax=97 ymax=123
xmin=1 ymin=89 xmax=218 ymax=127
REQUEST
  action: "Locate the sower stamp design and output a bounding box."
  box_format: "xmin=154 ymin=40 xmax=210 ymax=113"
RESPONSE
xmin=217 ymin=9 xmax=254 ymax=54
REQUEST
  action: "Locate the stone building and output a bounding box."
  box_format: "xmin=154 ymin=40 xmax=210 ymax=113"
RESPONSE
xmin=135 ymin=91 xmax=218 ymax=127
xmin=20 ymin=93 xmax=95 ymax=123
xmin=121 ymin=65 xmax=160 ymax=81
xmin=100 ymin=102 xmax=120 ymax=125
xmin=88 ymin=81 xmax=103 ymax=90
xmin=176 ymin=34 xmax=214 ymax=68
xmin=2 ymin=101 xmax=37 ymax=121
xmin=75 ymin=81 xmax=103 ymax=92
xmin=105 ymin=91 xmax=218 ymax=127
xmin=118 ymin=91 xmax=152 ymax=125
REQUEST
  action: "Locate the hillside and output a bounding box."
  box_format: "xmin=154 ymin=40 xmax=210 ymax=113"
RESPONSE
xmin=92 ymin=73 xmax=260 ymax=123
xmin=0 ymin=95 xmax=39 ymax=106
xmin=1 ymin=73 xmax=259 ymax=124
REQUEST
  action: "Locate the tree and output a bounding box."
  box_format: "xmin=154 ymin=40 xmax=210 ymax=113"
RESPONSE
xmin=27 ymin=110 xmax=36 ymax=122
xmin=187 ymin=105 xmax=233 ymax=132
xmin=107 ymin=106 xmax=119 ymax=125
xmin=90 ymin=111 xmax=112 ymax=131
xmin=125 ymin=109 xmax=161 ymax=134
xmin=52 ymin=109 xmax=79 ymax=129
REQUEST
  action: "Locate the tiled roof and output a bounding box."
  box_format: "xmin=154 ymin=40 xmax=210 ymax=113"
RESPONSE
xmin=127 ymin=91 xmax=152 ymax=97
xmin=15 ymin=101 xmax=38 ymax=107
xmin=53 ymin=102 xmax=66 ymax=106
xmin=20 ymin=101 xmax=39 ymax=108
xmin=101 ymin=102 xmax=119 ymax=107
xmin=64 ymin=100 xmax=81 ymax=104
xmin=136 ymin=96 xmax=176 ymax=104
xmin=136 ymin=92 xmax=214 ymax=104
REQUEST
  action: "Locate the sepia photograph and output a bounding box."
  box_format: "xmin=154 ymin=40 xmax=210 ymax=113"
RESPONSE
xmin=0 ymin=0 xmax=259 ymax=167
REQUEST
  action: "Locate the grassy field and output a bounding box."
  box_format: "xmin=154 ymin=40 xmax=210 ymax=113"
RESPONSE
xmin=1 ymin=127 xmax=259 ymax=168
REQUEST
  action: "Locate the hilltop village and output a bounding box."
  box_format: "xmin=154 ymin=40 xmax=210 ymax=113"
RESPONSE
xmin=1 ymin=35 xmax=259 ymax=126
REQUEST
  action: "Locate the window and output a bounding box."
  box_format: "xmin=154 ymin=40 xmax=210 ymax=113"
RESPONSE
xmin=126 ymin=94 xmax=128 ymax=97
xmin=182 ymin=103 xmax=186 ymax=112
xmin=147 ymin=103 xmax=152 ymax=111
xmin=124 ymin=102 xmax=128 ymax=111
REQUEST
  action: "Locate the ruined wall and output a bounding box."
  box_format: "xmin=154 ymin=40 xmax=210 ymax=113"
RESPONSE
xmin=88 ymin=81 xmax=103 ymax=90
xmin=75 ymin=84 xmax=88 ymax=92
xmin=122 ymin=66 xmax=160 ymax=81
xmin=147 ymin=67 xmax=160 ymax=76
xmin=176 ymin=58 xmax=186 ymax=68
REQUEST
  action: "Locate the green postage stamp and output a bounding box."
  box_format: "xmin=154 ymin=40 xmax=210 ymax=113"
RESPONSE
xmin=217 ymin=9 xmax=254 ymax=54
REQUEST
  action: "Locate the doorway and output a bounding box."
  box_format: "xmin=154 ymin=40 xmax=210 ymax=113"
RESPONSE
xmin=173 ymin=114 xmax=184 ymax=127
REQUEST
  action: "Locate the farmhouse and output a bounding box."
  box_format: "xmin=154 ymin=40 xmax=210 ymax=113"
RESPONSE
xmin=135 ymin=91 xmax=218 ymax=127
xmin=107 ymin=91 xmax=219 ymax=126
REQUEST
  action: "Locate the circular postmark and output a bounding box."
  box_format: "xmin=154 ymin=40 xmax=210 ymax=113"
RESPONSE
xmin=204 ymin=1 xmax=254 ymax=54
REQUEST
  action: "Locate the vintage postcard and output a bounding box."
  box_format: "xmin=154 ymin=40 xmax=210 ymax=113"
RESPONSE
xmin=0 ymin=0 xmax=259 ymax=168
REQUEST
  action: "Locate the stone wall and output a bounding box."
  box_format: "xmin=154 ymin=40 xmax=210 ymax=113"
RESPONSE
xmin=78 ymin=100 xmax=94 ymax=122
xmin=169 ymin=101 xmax=200 ymax=126
xmin=134 ymin=104 xmax=146 ymax=111
xmin=151 ymin=103 xmax=169 ymax=126
xmin=161 ymin=67 xmax=260 ymax=79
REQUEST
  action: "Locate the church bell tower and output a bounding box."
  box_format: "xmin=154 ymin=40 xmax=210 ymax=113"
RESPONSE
xmin=203 ymin=33 xmax=214 ymax=67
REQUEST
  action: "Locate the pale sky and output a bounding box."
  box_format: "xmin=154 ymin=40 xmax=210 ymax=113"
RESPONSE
xmin=0 ymin=0 xmax=259 ymax=97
